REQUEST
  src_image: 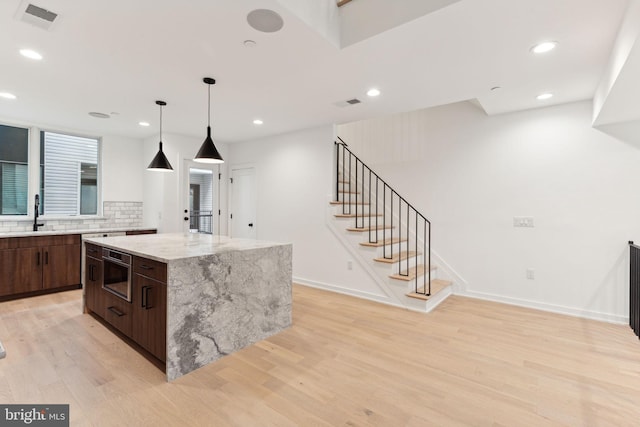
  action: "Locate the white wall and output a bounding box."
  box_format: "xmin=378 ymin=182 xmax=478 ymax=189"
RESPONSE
xmin=101 ymin=134 xmax=143 ymax=202
xmin=339 ymin=100 xmax=640 ymax=323
xmin=227 ymin=125 xmax=386 ymax=299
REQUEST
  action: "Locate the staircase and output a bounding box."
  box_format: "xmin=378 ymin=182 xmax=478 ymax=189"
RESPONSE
xmin=329 ymin=138 xmax=452 ymax=312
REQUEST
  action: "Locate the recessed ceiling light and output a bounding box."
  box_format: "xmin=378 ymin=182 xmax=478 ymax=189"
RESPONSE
xmin=19 ymin=49 xmax=42 ymax=60
xmin=244 ymin=40 xmax=257 ymax=47
xmin=531 ymin=41 xmax=557 ymax=54
xmin=139 ymin=121 xmax=150 ymax=127
xmin=253 ymin=119 xmax=263 ymax=125
xmin=0 ymin=92 xmax=17 ymax=100
xmin=490 ymin=86 xmax=502 ymax=91
xmin=536 ymin=93 xmax=553 ymax=100
xmin=367 ymin=88 xmax=381 ymax=97
xmin=88 ymin=112 xmax=110 ymax=119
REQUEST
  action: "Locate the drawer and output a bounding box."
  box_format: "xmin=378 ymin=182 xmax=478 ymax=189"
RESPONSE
xmin=133 ymin=256 xmax=167 ymax=283
xmin=103 ymin=291 xmax=132 ymax=338
xmin=85 ymin=243 xmax=101 ymax=258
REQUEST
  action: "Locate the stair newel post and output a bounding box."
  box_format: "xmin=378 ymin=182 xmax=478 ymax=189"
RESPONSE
xmin=368 ymin=168 xmax=372 ymax=242
xmin=415 ymin=210 xmax=418 ymax=294
xmin=398 ymin=194 xmax=402 ymax=274
xmin=383 ymin=183 xmax=387 ymax=259
xmin=361 ymin=159 xmax=365 ymax=230
xmin=428 ymin=219 xmax=431 ymax=295
xmin=347 ymin=147 xmax=351 ymax=215
xmin=389 ymin=187 xmax=393 ymax=258
xmin=335 ymin=141 xmax=339 ymax=204
xmin=375 ymin=177 xmax=379 ymax=244
xmin=357 ymin=159 xmax=361 ymax=228
xmin=406 ymin=202 xmax=410 ymax=283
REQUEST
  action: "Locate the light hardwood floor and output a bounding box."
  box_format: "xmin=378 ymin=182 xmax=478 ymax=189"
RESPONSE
xmin=1 ymin=285 xmax=640 ymax=426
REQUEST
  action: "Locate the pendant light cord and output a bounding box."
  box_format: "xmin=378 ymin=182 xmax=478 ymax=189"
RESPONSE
xmin=159 ymin=104 xmax=163 ymax=142
xmin=208 ymin=84 xmax=211 ymax=127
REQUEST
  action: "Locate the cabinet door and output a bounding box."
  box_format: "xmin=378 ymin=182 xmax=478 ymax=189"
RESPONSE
xmin=0 ymin=248 xmax=42 ymax=296
xmin=85 ymin=256 xmax=104 ymax=315
xmin=43 ymin=244 xmax=81 ymax=289
xmin=132 ymin=274 xmax=167 ymax=362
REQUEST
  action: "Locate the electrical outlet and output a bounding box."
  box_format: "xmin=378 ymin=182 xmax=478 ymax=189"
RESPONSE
xmin=347 ymin=260 xmax=353 ymax=270
xmin=526 ymin=268 xmax=535 ymax=280
xmin=513 ymin=217 xmax=534 ymax=228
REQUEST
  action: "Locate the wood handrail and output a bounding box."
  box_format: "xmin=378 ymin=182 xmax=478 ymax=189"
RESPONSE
xmin=337 ymin=0 xmax=353 ymax=7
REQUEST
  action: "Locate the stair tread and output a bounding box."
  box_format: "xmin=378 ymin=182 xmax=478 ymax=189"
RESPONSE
xmin=373 ymin=251 xmax=421 ymax=264
xmin=330 ymin=201 xmax=370 ymax=206
xmin=389 ymin=264 xmax=437 ymax=281
xmin=347 ymin=225 xmax=394 ymax=232
xmin=359 ymin=237 xmax=407 ymax=247
xmin=334 ymin=213 xmax=383 ymax=218
xmin=406 ymin=279 xmax=452 ymax=300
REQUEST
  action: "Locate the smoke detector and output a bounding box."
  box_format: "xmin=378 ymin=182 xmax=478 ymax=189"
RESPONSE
xmin=15 ymin=1 xmax=60 ymax=31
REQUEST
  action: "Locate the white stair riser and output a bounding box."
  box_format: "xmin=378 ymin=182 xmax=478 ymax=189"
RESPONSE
xmin=373 ymin=241 xmax=427 ymax=258
xmin=335 ymin=193 xmax=375 ymax=203
xmin=334 ymin=216 xmax=384 ymax=228
xmin=372 ymin=257 xmax=428 ymax=276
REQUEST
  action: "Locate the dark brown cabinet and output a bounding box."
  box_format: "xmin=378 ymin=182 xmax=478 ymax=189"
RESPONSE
xmin=0 ymin=247 xmax=42 ymax=296
xmin=103 ymin=290 xmax=133 ymax=337
xmin=132 ymin=274 xmax=167 ymax=362
xmin=0 ymin=234 xmax=81 ymax=298
xmin=43 ymin=242 xmax=82 ymax=289
xmin=84 ymin=244 xmax=167 ymax=363
xmin=85 ymin=244 xmax=104 ymax=316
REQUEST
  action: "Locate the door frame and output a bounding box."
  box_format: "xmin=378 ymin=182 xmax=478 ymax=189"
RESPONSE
xmin=182 ymin=159 xmax=218 ymax=234
xmin=228 ymin=163 xmax=257 ymax=238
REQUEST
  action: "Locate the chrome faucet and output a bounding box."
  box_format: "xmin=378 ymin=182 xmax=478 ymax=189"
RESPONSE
xmin=33 ymin=194 xmax=44 ymax=231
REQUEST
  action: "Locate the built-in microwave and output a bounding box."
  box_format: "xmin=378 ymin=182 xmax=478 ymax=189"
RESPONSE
xmin=102 ymin=248 xmax=132 ymax=302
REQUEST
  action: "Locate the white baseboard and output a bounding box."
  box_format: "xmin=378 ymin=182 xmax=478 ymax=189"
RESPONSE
xmin=456 ymin=289 xmax=628 ymax=325
xmin=293 ymin=276 xmax=406 ymax=310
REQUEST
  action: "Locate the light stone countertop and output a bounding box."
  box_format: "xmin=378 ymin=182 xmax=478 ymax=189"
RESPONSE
xmin=0 ymin=227 xmax=156 ymax=238
xmin=83 ymin=232 xmax=291 ymax=263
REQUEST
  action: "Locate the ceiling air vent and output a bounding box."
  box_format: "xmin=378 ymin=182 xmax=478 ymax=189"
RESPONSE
xmin=17 ymin=2 xmax=59 ymax=30
xmin=333 ymin=98 xmax=362 ymax=108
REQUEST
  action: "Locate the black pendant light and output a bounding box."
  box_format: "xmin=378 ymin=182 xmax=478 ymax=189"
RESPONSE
xmin=147 ymin=100 xmax=173 ymax=171
xmin=194 ymin=77 xmax=224 ymax=164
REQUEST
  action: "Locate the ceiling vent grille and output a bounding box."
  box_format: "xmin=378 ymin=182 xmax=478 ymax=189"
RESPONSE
xmin=17 ymin=2 xmax=59 ymax=30
xmin=333 ymin=98 xmax=362 ymax=108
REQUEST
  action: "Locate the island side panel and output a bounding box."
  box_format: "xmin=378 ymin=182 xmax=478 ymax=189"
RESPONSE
xmin=166 ymin=244 xmax=292 ymax=381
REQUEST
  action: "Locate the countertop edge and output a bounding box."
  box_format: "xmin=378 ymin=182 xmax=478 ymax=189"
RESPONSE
xmin=0 ymin=227 xmax=157 ymax=238
xmin=83 ymin=234 xmax=292 ymax=263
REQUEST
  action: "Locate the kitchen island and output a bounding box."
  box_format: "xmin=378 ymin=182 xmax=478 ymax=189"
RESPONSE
xmin=83 ymin=233 xmax=292 ymax=381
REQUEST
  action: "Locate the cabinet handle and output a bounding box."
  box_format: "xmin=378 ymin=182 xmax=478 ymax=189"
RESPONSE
xmin=107 ymin=306 xmax=125 ymax=317
xmin=144 ymin=286 xmax=152 ymax=310
xmin=89 ymin=265 xmax=94 ymax=281
xmin=139 ymin=264 xmax=153 ymax=270
xmin=45 ymin=251 xmax=49 ymax=265
xmin=88 ymin=248 xmax=97 ymax=254
xmin=141 ymin=286 xmax=147 ymax=308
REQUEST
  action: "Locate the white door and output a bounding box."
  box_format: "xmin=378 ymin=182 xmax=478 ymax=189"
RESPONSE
xmin=230 ymin=167 xmax=256 ymax=239
xmin=183 ymin=160 xmax=217 ymax=234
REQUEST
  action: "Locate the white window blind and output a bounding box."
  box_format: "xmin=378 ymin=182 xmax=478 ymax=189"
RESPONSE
xmin=1 ymin=163 xmax=28 ymax=215
xmin=42 ymin=132 xmax=99 ymax=215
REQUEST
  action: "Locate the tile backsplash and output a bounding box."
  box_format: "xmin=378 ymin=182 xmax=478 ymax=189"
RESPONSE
xmin=0 ymin=201 xmax=143 ymax=233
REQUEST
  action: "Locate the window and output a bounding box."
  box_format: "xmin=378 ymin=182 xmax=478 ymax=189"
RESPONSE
xmin=40 ymin=131 xmax=99 ymax=216
xmin=0 ymin=124 xmax=29 ymax=215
